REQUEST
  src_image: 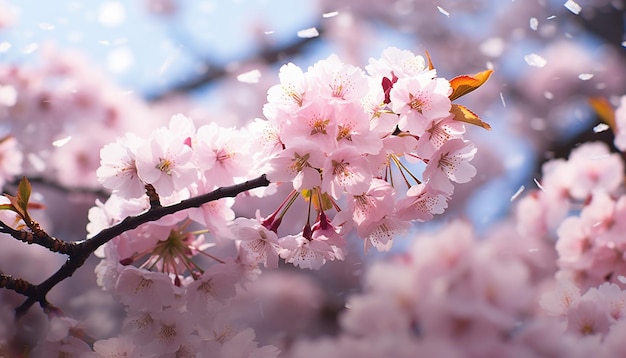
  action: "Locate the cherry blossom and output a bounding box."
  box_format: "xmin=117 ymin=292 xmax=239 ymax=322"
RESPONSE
xmin=135 ymin=126 xmax=198 ymax=197
xmin=423 ymin=139 xmax=477 ymax=194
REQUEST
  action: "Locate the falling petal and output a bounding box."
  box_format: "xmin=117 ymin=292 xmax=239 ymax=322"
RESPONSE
xmin=500 ymin=92 xmax=506 ymax=107
xmin=437 ymin=6 xmax=450 ymax=17
xmin=593 ymin=123 xmax=609 ymax=133
xmin=564 ymin=0 xmax=582 ymax=15
xmin=544 ymin=91 xmax=554 ymax=100
xmin=510 ymin=185 xmax=525 ymax=202
xmin=297 ymin=27 xmax=319 ymax=38
xmin=264 ymin=30 xmax=275 ymax=35
xmin=236 ymin=69 xmax=262 ymax=84
xmin=547 ymin=15 xmax=557 ymax=20
xmin=53 ymin=136 xmax=72 ymax=148
xmin=524 ymin=53 xmax=547 ymax=67
xmin=530 ymin=17 xmax=538 ymax=30
xmin=578 ymin=73 xmax=593 ymax=80
xmin=534 ymin=178 xmax=544 ymax=191
xmin=618 ymin=276 xmax=626 ymax=284
xmin=22 ymin=43 xmax=39 ymax=54
xmin=323 ymin=11 xmax=339 ymax=18
xmin=0 ymin=42 xmax=11 ymax=53
xmin=39 ymin=23 xmax=55 ymax=30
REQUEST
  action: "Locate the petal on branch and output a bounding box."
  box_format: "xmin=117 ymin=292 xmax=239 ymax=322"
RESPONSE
xmin=451 ymin=104 xmax=492 ymax=130
xmin=588 ymin=97 xmax=616 ymax=132
xmin=449 ymin=69 xmax=493 ymax=101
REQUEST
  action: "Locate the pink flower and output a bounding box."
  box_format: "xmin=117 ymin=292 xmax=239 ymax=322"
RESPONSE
xmin=395 ymin=183 xmax=449 ymax=222
xmin=333 ymin=102 xmax=382 ymax=155
xmin=539 ymin=280 xmax=581 ymax=316
xmin=308 ymin=54 xmax=368 ymax=102
xmin=265 ymin=143 xmax=324 ymax=191
xmin=423 ymin=139 xmax=477 ymax=194
xmin=321 ymin=146 xmax=371 ymax=199
xmin=345 ymin=179 xmax=396 ymax=227
xmin=366 ymin=47 xmax=428 ymax=79
xmin=115 ymin=266 xmax=176 ymax=312
xmin=231 ymin=217 xmax=281 ymax=269
xmin=96 ymin=133 xmax=145 ymax=198
xmin=195 ymin=122 xmax=252 ymax=187
xmin=279 ymin=233 xmax=336 ymax=270
xmin=390 ymin=74 xmax=452 ymax=136
xmin=358 ymin=214 xmax=410 ymax=252
xmin=265 ymin=62 xmax=310 ymax=116
xmin=565 ymin=298 xmax=610 ymax=336
xmin=135 ymin=127 xmax=198 ymax=197
xmin=185 ymin=262 xmax=241 ymax=313
xmin=280 ymin=98 xmax=338 ymax=153
xmin=414 ymin=114 xmax=466 ymax=158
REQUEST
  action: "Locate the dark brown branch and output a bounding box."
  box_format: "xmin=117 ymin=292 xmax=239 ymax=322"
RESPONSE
xmin=0 ymin=274 xmax=37 ymax=297
xmin=0 ymin=220 xmax=79 ymax=255
xmin=11 ymin=174 xmax=270 ymax=319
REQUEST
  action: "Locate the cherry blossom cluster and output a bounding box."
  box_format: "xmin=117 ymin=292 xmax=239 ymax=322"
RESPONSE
xmin=287 ymin=140 xmax=626 ymax=357
xmin=36 ymin=260 xmax=279 ymax=357
xmin=62 ymin=47 xmax=488 ymax=356
xmin=253 ymin=47 xmax=483 ymax=264
xmin=540 ymin=279 xmax=626 ymax=355
xmin=288 ymin=220 xmax=567 ymax=357
xmin=94 ymin=47 xmax=488 ymax=276
xmin=515 ymin=141 xmax=625 ymax=290
xmin=0 ymin=46 xmax=153 ymax=188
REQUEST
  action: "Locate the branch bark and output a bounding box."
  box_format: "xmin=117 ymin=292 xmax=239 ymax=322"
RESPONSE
xmin=1 ymin=174 xmax=270 ymax=319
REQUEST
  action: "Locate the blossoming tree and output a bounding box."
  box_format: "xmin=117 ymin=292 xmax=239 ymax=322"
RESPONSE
xmin=1 ymin=1 xmax=626 ymax=357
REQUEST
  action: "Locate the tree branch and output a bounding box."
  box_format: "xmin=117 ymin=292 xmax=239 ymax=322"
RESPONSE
xmin=8 ymin=174 xmax=270 ymax=319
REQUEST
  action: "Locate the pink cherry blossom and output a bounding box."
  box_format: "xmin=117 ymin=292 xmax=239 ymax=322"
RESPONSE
xmin=231 ymin=217 xmax=281 ymax=269
xmin=321 ymin=146 xmax=372 ymax=199
xmin=115 ymin=266 xmax=176 ymax=312
xmin=308 ymin=54 xmax=368 ymax=102
xmin=265 ymin=143 xmax=324 ymax=191
xmin=279 ymin=233 xmax=336 ymax=270
xmin=265 ymin=62 xmax=310 ymax=116
xmin=395 ymin=183 xmax=449 ymax=222
xmin=414 ymin=114 xmax=466 ymax=158
xmin=96 ymin=132 xmax=145 ymax=198
xmin=565 ymin=298 xmax=610 ymax=336
xmin=366 ymin=47 xmax=428 ymax=80
xmin=390 ymin=73 xmax=452 ymax=136
xmin=423 ymin=138 xmax=477 ymax=194
xmin=135 ymin=127 xmax=198 ymax=197
xmin=194 ymin=122 xmax=252 ymax=187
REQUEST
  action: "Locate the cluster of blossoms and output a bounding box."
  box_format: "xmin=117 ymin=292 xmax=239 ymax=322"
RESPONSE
xmin=94 ymin=47 xmax=489 ymax=275
xmin=287 ymin=132 xmax=626 ymax=357
xmin=41 ymin=47 xmax=489 ymax=356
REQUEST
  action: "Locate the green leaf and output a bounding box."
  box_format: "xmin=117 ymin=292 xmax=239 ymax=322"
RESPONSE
xmin=17 ymin=177 xmax=31 ymax=214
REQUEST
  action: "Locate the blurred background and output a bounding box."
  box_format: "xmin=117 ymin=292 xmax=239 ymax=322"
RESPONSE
xmin=0 ymin=0 xmax=625 ymax=352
